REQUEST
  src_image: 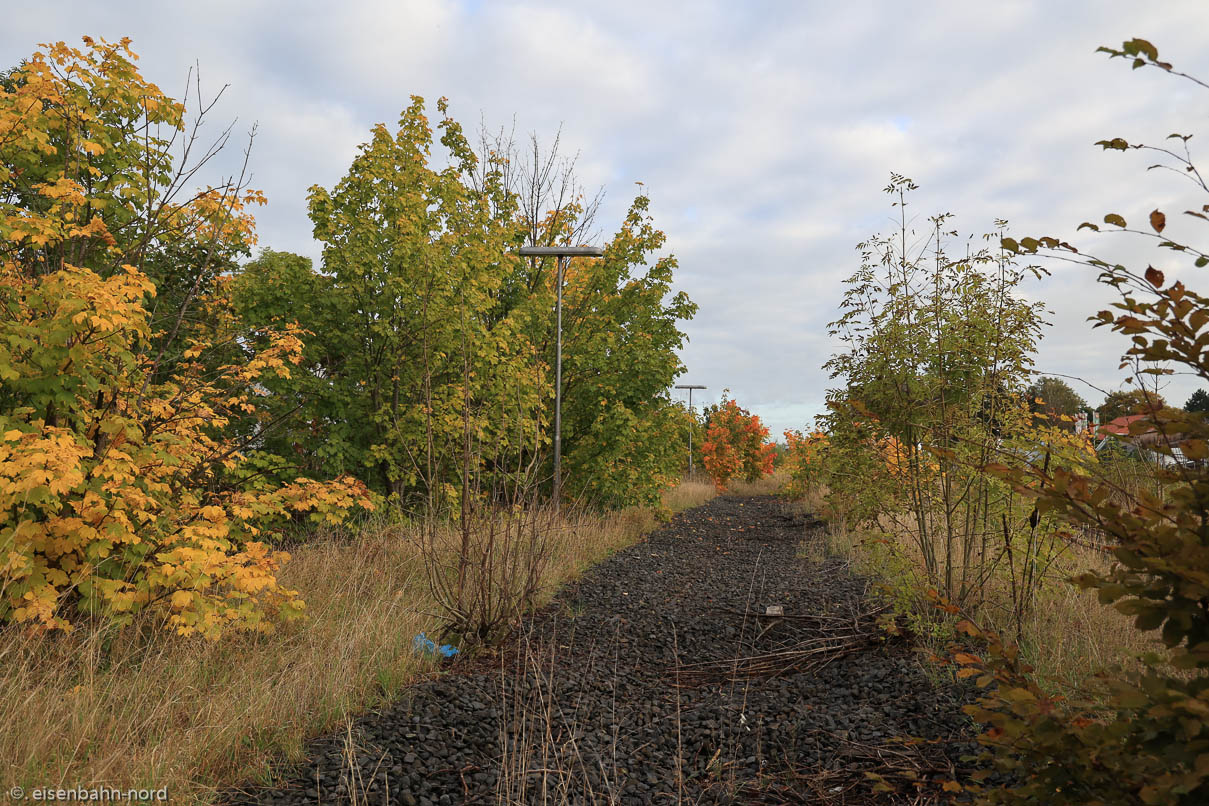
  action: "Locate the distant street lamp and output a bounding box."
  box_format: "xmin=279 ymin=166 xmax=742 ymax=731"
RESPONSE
xmin=519 ymin=245 xmax=605 ymax=510
xmin=675 ymin=384 xmax=707 ymax=478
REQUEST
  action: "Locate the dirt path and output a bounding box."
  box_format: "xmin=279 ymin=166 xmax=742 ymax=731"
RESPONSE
xmin=224 ymin=496 xmax=975 ymax=805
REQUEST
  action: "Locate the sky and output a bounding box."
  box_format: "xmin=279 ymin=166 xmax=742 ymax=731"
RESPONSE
xmin=6 ymin=1 xmax=1209 ymax=438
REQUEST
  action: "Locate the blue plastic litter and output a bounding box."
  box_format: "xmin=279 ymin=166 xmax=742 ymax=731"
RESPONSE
xmin=412 ymin=632 xmax=459 ymax=658
xmin=413 ymin=632 xmax=435 ymax=653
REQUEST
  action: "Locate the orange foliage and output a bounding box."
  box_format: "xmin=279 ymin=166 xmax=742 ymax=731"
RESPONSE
xmin=701 ymin=399 xmax=775 ymax=490
xmin=782 ymin=429 xmax=828 ymax=495
xmin=874 ymin=434 xmax=936 ymax=480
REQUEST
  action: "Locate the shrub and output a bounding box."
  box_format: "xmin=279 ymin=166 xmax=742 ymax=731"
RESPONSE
xmin=0 ymin=38 xmax=373 ymax=638
xmin=954 ymin=39 xmax=1209 ymax=805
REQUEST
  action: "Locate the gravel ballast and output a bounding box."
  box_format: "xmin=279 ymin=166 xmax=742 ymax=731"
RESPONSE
xmin=222 ymin=495 xmax=978 ymax=805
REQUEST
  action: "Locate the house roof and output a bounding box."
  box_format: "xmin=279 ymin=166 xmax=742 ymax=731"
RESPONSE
xmin=1095 ymin=414 xmax=1151 ymax=437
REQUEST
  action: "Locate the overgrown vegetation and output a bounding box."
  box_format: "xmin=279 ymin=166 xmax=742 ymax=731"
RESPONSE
xmin=1 ymin=37 xmax=698 ymax=641
xmin=239 ymin=99 xmax=698 ymax=514
xmin=803 ymin=170 xmax=1091 ymax=645
xmin=0 ymin=38 xmax=376 ymax=638
xmin=1 ymin=480 xmax=714 ymax=803
xmin=0 ymin=34 xmax=707 ymax=799
xmin=19 ymin=21 xmax=1209 ymax=806
xmin=790 ymin=38 xmax=1209 ymax=804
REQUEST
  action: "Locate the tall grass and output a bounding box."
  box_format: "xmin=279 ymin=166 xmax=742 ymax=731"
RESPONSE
xmin=723 ymin=470 xmax=788 ymax=496
xmin=0 ymin=480 xmax=715 ymax=804
xmin=817 ymin=512 xmax=1158 ymax=691
xmin=662 ymin=478 xmax=716 ymax=511
xmin=793 ymin=447 xmax=1176 ymax=691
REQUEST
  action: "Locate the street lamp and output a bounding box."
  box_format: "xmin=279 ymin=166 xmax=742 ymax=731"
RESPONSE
xmin=675 ymin=384 xmax=707 ymax=478
xmin=519 ymin=245 xmax=605 ymax=510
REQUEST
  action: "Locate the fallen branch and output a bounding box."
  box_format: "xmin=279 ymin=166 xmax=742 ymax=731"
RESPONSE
xmin=674 ymin=602 xmax=891 ymax=683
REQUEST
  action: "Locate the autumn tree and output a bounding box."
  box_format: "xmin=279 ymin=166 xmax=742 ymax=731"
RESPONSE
xmin=0 ymin=38 xmax=372 ymax=638
xmin=305 ymin=96 xmax=546 ymax=511
xmin=701 ymin=398 xmax=775 ymax=490
xmin=291 ymin=107 xmax=696 ymax=511
xmin=541 ymin=196 xmax=698 ymax=507
xmin=782 ymin=429 xmax=828 ymax=499
xmin=478 ymin=131 xmax=697 ymax=508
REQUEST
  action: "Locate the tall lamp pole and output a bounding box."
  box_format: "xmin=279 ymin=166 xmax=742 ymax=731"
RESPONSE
xmin=675 ymin=384 xmax=706 ymax=478
xmin=519 ymin=245 xmax=605 ymax=510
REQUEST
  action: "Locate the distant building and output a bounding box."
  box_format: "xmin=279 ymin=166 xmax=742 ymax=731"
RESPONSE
xmin=1089 ymin=414 xmax=1190 ymax=467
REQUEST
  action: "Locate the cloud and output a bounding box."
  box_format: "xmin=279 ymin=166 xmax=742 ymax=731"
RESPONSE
xmin=5 ymin=0 xmax=1209 ymax=437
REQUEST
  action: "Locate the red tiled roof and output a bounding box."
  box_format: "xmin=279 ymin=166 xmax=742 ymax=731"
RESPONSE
xmin=1097 ymin=414 xmax=1151 ymax=437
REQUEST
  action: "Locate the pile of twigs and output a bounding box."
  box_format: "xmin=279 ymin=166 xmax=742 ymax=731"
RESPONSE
xmin=672 ymin=602 xmax=891 ymax=684
xmin=673 ymin=631 xmax=872 ymax=684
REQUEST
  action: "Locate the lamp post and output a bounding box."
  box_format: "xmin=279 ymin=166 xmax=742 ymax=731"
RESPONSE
xmin=675 ymin=384 xmax=706 ymax=478
xmin=519 ymin=245 xmax=605 ymax=510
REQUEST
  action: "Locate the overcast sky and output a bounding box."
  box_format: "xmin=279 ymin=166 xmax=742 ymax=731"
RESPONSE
xmin=6 ymin=1 xmax=1209 ymax=437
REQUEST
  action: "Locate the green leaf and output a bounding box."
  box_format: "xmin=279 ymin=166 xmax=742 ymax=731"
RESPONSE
xmin=1130 ymin=38 xmax=1159 ymax=61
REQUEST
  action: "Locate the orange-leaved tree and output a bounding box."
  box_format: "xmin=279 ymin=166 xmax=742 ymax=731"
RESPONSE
xmin=782 ymin=429 xmax=828 ymax=499
xmin=701 ymin=398 xmax=775 ymax=490
xmin=0 ymin=37 xmax=373 ymax=638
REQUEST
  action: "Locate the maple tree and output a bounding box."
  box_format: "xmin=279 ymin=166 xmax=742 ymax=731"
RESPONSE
xmin=539 ymin=196 xmax=698 ymax=508
xmin=303 ymin=96 xmax=547 ymax=511
xmin=701 ymin=398 xmax=775 ymax=490
xmin=0 ymin=38 xmax=373 ymax=638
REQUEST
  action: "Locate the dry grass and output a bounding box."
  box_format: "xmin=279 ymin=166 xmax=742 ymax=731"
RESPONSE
xmin=819 ymin=516 xmax=1158 ymax=690
xmin=783 ymin=478 xmax=1154 ymax=687
xmin=1024 ymin=545 xmax=1158 ymax=686
xmin=1 ymin=527 xmax=436 ymax=802
xmin=793 ymin=482 xmax=830 ymax=515
xmin=724 ymin=470 xmax=789 ymax=496
xmin=661 ymin=477 xmax=716 ymax=512
xmin=493 ymin=628 xmax=627 ymax=805
xmin=1 ymin=479 xmax=714 ymax=804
